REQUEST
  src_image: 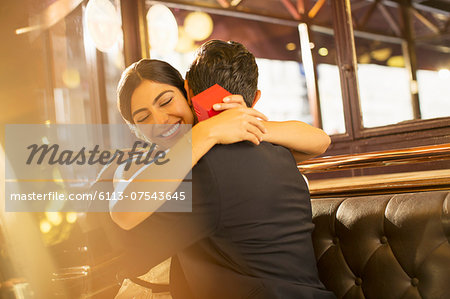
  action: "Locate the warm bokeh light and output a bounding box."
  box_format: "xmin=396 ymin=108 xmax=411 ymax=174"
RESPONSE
xmin=66 ymin=212 xmax=78 ymax=224
xmin=318 ymin=47 xmax=328 ymax=56
xmin=175 ymin=26 xmax=196 ymax=53
xmin=52 ymin=168 xmax=65 ymax=188
xmin=147 ymin=4 xmax=179 ymax=54
xmin=358 ymin=53 xmax=371 ymax=64
xmin=40 ymin=220 xmax=52 ymax=233
xmin=230 ymin=0 xmax=243 ymax=6
xmin=411 ymin=80 xmax=419 ymax=94
xmin=286 ymin=42 xmax=296 ymax=51
xmin=15 ymin=25 xmax=42 ymax=35
xmin=46 ymin=212 xmax=63 ymax=226
xmin=62 ymin=68 xmax=81 ymax=89
xmin=85 ymin=0 xmax=121 ymax=52
xmin=387 ymin=55 xmax=405 ymax=68
xmin=184 ymin=12 xmax=213 ymax=41
xmin=370 ymin=48 xmax=392 ymax=61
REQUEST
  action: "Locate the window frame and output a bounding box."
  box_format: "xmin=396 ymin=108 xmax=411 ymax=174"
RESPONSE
xmin=328 ymin=0 xmax=450 ymax=152
xmin=121 ymin=0 xmax=450 ymax=154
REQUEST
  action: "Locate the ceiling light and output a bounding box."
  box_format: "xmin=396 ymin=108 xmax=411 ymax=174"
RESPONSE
xmin=387 ymin=56 xmax=405 ymax=68
xmin=85 ymin=0 xmax=121 ymax=52
xmin=230 ymin=0 xmax=243 ymax=6
xmin=66 ymin=212 xmax=78 ymax=224
xmin=40 ymin=220 xmax=52 ymax=233
xmin=358 ymin=53 xmax=371 ymax=64
xmin=370 ymin=48 xmax=392 ymax=61
xmin=46 ymin=212 xmax=63 ymax=226
xmin=286 ymin=43 xmax=296 ymax=51
xmin=62 ymin=68 xmax=81 ymax=89
xmin=147 ymin=4 xmax=179 ymax=54
xmin=184 ymin=11 xmax=213 ymax=41
xmin=318 ymin=47 xmax=328 ymax=56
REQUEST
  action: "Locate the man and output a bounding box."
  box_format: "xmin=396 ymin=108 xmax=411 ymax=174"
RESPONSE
xmin=123 ymin=40 xmax=334 ymax=298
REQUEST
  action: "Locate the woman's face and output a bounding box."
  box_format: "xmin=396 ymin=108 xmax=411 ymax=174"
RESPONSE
xmin=131 ymin=80 xmax=194 ymax=147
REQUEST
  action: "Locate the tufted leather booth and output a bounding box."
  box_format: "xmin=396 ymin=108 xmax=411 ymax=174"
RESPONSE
xmin=311 ymin=190 xmax=450 ymax=299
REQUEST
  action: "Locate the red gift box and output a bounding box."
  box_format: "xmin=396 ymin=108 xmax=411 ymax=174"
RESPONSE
xmin=192 ymin=84 xmax=232 ymax=122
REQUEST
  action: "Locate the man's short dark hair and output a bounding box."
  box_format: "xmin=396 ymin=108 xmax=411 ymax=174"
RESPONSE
xmin=186 ymin=40 xmax=258 ymax=107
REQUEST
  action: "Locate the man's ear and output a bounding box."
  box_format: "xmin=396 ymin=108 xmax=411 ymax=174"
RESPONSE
xmin=184 ymin=80 xmax=194 ymax=105
xmin=251 ymin=90 xmax=261 ymax=108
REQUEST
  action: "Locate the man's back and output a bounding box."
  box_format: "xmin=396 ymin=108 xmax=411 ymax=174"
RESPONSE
xmin=175 ymin=141 xmax=334 ymax=298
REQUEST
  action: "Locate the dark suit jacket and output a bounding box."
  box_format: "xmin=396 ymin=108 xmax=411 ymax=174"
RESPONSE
xmin=123 ymin=141 xmax=335 ymax=299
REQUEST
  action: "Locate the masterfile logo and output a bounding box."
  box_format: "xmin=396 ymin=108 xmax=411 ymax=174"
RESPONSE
xmin=5 ymin=124 xmax=192 ymax=213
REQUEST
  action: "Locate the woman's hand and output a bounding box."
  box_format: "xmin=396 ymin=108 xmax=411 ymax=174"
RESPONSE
xmin=198 ymin=107 xmax=268 ymax=146
xmin=212 ymin=95 xmax=247 ymax=111
xmin=207 ymin=94 xmax=266 ymax=145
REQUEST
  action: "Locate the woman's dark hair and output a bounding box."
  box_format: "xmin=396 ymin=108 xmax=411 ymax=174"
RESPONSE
xmin=117 ymin=59 xmax=187 ymax=124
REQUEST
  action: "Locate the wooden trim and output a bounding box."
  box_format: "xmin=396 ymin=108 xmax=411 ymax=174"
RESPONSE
xmin=357 ymin=116 xmax=450 ymax=138
xmin=351 ymin=0 xmax=372 ymax=11
xmin=308 ymin=169 xmax=450 ymax=197
xmin=299 ymin=143 xmax=450 ymax=173
xmin=137 ymin=0 xmax=150 ymax=59
xmin=321 ymin=126 xmax=450 ymax=161
xmin=216 ymin=0 xmax=230 ymax=9
xmin=279 ymin=0 xmax=302 ymax=20
xmin=330 ymin=0 xmax=361 ymax=139
xmin=378 ymin=3 xmax=401 ymax=36
xmin=329 ymin=133 xmax=353 ymax=143
xmin=121 ymin=0 xmax=146 ymax=66
xmin=95 ymin=51 xmax=109 ymax=124
xmin=308 ymin=0 xmax=326 ymax=19
xmin=297 ymin=0 xmax=305 ymax=15
xmin=147 ymin=0 xmax=301 ymax=26
xmin=382 ymin=0 xmax=450 ymax=15
xmin=312 ymin=22 xmax=404 ymax=43
xmin=400 ymin=0 xmax=421 ymax=120
xmin=411 ymin=7 xmax=440 ymax=34
xmin=357 ymin=0 xmax=379 ymax=29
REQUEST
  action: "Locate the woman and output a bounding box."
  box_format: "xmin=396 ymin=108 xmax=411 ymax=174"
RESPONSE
xmin=110 ymin=58 xmax=330 ymax=230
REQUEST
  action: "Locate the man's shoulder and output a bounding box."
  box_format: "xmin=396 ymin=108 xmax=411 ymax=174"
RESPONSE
xmin=201 ymin=141 xmax=295 ymax=172
xmin=207 ymin=141 xmax=291 ymax=158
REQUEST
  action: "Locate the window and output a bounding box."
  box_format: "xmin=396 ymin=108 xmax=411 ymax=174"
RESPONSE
xmin=313 ymin=30 xmax=346 ymax=135
xmin=355 ymin=38 xmax=413 ymax=128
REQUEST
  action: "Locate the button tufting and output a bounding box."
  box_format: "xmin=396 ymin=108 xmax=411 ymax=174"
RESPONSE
xmin=411 ymin=278 xmax=419 ymax=286
xmin=355 ymin=277 xmax=362 ymax=286
xmin=380 ymin=236 xmax=388 ymax=244
xmin=332 ymin=237 xmax=339 ymax=245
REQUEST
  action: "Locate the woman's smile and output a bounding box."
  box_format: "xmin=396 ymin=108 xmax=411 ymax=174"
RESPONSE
xmin=131 ymin=80 xmax=194 ymax=148
xmin=160 ymin=121 xmax=181 ymax=137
